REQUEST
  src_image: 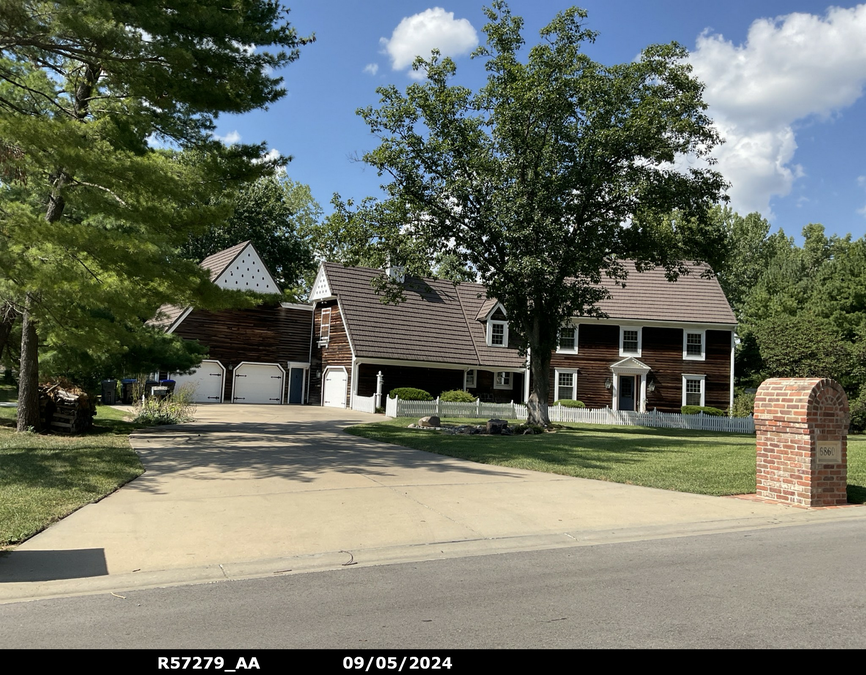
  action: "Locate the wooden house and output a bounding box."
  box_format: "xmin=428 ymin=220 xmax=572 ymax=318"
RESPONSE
xmin=308 ymin=262 xmax=736 ymax=413
xmin=154 ymin=241 xmax=313 ymax=404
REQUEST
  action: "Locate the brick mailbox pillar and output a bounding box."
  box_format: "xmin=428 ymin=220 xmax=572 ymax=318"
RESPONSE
xmin=754 ymin=378 xmax=848 ymax=507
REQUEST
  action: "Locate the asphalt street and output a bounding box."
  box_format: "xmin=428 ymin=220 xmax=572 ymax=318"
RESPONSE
xmin=1 ymin=519 xmax=864 ymax=650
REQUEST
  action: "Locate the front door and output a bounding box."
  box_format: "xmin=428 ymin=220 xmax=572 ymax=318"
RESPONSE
xmin=618 ymin=375 xmax=635 ymax=411
xmin=289 ymin=368 xmax=304 ymax=404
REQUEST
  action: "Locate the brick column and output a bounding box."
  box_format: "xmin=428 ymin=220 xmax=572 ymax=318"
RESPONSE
xmin=754 ymin=378 xmax=848 ymax=507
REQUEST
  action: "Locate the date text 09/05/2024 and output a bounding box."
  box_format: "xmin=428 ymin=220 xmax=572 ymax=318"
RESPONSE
xmin=155 ymin=656 xmax=454 ymax=672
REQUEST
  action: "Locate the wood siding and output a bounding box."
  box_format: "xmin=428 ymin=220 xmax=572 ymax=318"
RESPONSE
xmin=311 ymin=300 xmax=353 ymax=405
xmin=356 ymin=364 xmax=525 ymax=404
xmin=173 ymin=304 xmax=312 ymax=403
xmin=548 ymin=324 xmax=732 ymax=413
xmin=357 ymin=364 xmax=463 ymax=400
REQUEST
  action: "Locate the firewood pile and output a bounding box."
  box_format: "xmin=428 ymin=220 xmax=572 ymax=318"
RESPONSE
xmin=39 ymin=381 xmax=96 ymax=434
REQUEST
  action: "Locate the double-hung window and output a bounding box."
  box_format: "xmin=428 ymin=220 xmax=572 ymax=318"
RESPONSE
xmin=464 ymin=369 xmax=476 ymax=389
xmin=682 ymin=375 xmax=706 ymax=407
xmin=494 ymin=371 xmax=512 ymax=389
xmin=487 ymin=320 xmax=508 ymax=347
xmin=683 ymin=330 xmax=706 ymax=360
xmin=555 ymin=370 xmax=577 ymax=401
xmin=620 ymin=327 xmax=641 ymax=356
xmin=557 ymin=325 xmax=578 ymax=353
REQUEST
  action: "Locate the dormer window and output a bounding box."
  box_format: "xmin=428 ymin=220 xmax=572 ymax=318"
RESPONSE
xmin=487 ymin=320 xmax=508 ymax=347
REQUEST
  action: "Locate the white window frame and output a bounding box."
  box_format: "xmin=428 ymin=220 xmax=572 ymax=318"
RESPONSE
xmin=556 ymin=324 xmax=578 ymax=354
xmin=494 ymin=371 xmax=513 ymax=390
xmin=682 ymin=374 xmax=706 ymax=407
xmin=487 ymin=320 xmax=509 ymax=348
xmin=683 ymin=330 xmax=706 ymax=361
xmin=464 ymin=369 xmax=476 ymax=390
xmin=619 ymin=326 xmax=642 ymax=357
xmin=319 ymin=307 xmax=331 ymax=344
xmin=554 ymin=369 xmax=578 ymax=402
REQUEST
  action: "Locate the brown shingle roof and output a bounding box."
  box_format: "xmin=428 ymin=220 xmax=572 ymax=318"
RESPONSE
xmin=324 ymin=263 xmax=525 ymax=369
xmin=199 ymin=240 xmax=250 ymax=282
xmin=149 ymin=241 xmax=253 ymax=331
xmin=148 ymin=304 xmax=188 ymax=331
xmin=594 ymin=262 xmax=736 ymax=325
xmin=322 ymin=261 xmax=735 ymax=366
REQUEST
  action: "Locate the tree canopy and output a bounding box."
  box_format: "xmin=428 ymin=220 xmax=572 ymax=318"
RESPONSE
xmin=719 ymin=214 xmax=866 ymax=429
xmin=0 ymin=0 xmax=312 ymax=430
xmin=181 ymin=174 xmax=321 ymax=300
xmin=347 ymin=2 xmax=728 ymax=424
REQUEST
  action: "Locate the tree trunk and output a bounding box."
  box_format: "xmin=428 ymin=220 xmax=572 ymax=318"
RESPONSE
xmin=16 ymin=295 xmax=39 ymax=432
xmin=526 ymin=318 xmax=552 ymax=427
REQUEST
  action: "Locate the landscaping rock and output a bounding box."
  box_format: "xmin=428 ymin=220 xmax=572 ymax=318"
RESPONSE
xmin=418 ymin=416 xmax=441 ymax=428
xmin=487 ymin=418 xmax=508 ymax=435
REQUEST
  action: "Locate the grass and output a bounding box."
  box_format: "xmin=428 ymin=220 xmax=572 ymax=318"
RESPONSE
xmin=347 ymin=417 xmax=866 ymax=502
xmin=0 ymin=381 xmax=16 ymax=403
xmin=0 ymin=405 xmax=147 ymax=550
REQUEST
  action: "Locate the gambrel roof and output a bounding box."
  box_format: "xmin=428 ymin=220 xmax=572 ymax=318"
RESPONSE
xmin=321 ymin=263 xmax=525 ymax=369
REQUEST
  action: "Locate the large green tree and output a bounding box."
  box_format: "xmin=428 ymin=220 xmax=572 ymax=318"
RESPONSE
xmin=350 ymin=2 xmax=728 ymax=425
xmin=181 ymin=174 xmax=320 ymax=300
xmin=0 ymin=0 xmax=311 ymax=430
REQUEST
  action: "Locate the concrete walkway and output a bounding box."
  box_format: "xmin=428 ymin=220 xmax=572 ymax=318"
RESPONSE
xmin=1 ymin=405 xmax=863 ymax=603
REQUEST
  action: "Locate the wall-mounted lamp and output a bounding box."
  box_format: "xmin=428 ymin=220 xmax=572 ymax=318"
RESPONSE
xmin=604 ymin=377 xmax=612 ymax=390
xmin=647 ymin=374 xmax=656 ymax=393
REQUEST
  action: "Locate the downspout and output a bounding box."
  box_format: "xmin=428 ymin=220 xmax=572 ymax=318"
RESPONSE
xmin=730 ymin=331 xmax=736 ymax=415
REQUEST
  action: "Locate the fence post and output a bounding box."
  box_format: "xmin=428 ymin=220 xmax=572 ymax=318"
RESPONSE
xmin=436 ymin=396 xmax=441 ymax=416
xmin=476 ymin=397 xmax=480 ymax=417
xmin=511 ymin=401 xmax=515 ymax=419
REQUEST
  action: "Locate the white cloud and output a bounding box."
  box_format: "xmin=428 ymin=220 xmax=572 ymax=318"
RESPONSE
xmin=364 ymin=63 xmax=379 ymax=76
xmin=215 ymin=130 xmax=242 ymax=145
xmin=380 ymin=7 xmax=478 ymax=79
xmin=688 ymin=4 xmax=866 ymax=217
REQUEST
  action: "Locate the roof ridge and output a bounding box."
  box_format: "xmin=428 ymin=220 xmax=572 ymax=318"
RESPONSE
xmin=455 ymin=285 xmax=482 ymax=367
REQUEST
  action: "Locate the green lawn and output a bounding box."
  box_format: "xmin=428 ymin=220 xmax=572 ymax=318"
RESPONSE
xmin=347 ymin=417 xmax=866 ymax=502
xmin=0 ymin=382 xmax=16 ymax=403
xmin=0 ymin=405 xmax=147 ymax=549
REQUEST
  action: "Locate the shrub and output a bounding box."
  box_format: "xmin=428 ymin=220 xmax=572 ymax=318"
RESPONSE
xmin=440 ymin=389 xmax=477 ymax=403
xmin=387 ymin=387 xmax=433 ymax=401
xmin=134 ymin=385 xmax=196 ymax=425
xmin=730 ymin=392 xmax=755 ymax=418
xmin=681 ymin=405 xmax=725 ymax=417
xmin=555 ymin=399 xmax=585 ymax=408
xmin=849 ymin=391 xmax=866 ymax=433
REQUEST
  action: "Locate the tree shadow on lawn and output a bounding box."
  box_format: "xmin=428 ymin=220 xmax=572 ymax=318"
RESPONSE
xmin=360 ymin=424 xmax=753 ymax=472
xmin=0 ymin=436 xmax=143 ymax=496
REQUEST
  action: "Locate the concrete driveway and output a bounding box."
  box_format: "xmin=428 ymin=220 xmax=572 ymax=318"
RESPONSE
xmin=1 ymin=404 xmax=862 ymax=602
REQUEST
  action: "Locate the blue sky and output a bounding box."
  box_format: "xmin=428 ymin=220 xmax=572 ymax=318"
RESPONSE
xmin=213 ymin=1 xmax=866 ymax=243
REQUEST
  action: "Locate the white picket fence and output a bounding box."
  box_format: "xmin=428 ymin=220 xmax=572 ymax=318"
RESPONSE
xmin=351 ymin=393 xmax=377 ymax=414
xmin=385 ymin=396 xmax=755 ymax=434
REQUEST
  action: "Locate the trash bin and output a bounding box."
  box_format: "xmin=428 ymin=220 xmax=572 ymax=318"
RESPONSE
xmin=160 ymin=379 xmax=176 ymax=395
xmin=120 ymin=378 xmax=137 ymax=404
xmin=101 ymin=379 xmax=118 ymax=405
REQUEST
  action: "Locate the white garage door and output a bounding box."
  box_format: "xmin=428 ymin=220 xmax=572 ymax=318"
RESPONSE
xmin=323 ymin=368 xmax=348 ymax=408
xmin=233 ymin=362 xmax=284 ymax=404
xmin=172 ymin=360 xmax=225 ymax=403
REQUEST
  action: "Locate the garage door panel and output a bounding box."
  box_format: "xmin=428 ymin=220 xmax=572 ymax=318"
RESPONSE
xmin=233 ymin=363 xmax=284 ymax=404
xmin=323 ymin=368 xmax=347 ymax=408
xmin=172 ymin=360 xmax=224 ymax=403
